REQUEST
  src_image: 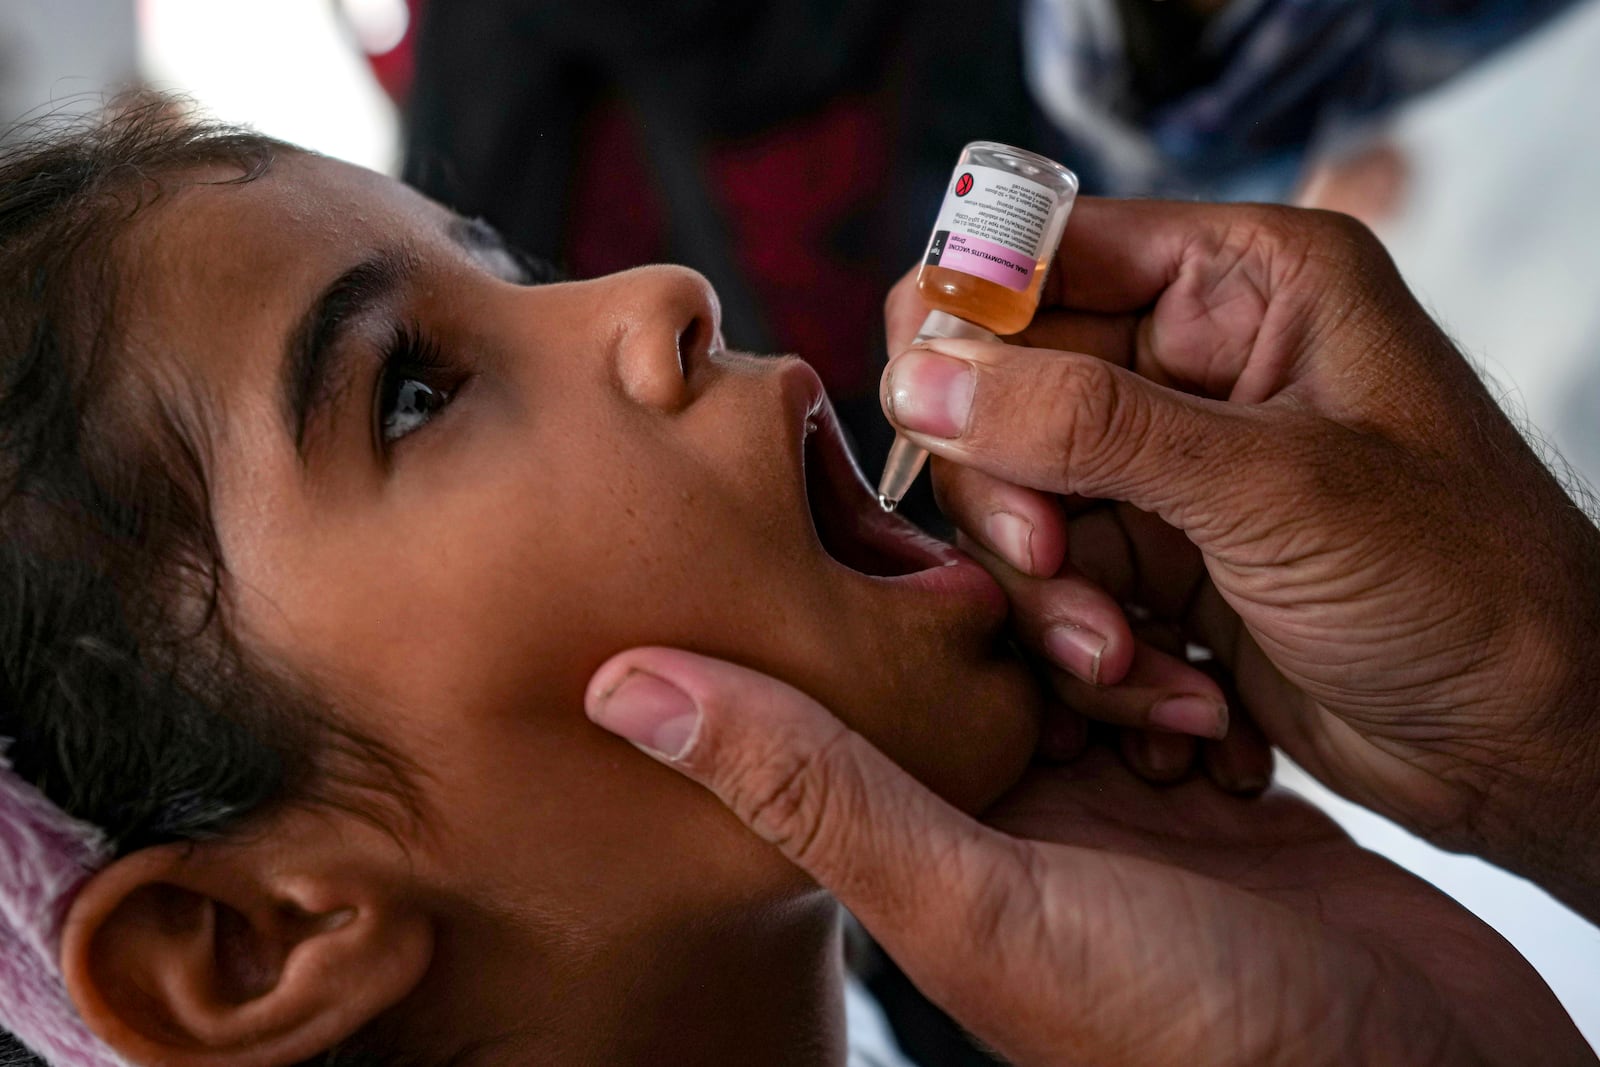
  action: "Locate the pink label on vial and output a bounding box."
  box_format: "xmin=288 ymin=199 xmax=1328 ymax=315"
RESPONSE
xmin=939 ymin=232 xmax=1034 ymax=292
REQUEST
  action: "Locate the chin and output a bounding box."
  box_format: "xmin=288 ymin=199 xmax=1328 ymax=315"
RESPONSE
xmin=781 ymin=625 xmax=1040 ymax=823
xmin=724 ymin=658 xmax=1041 ymax=910
xmin=895 ymin=655 xmax=1042 ymax=816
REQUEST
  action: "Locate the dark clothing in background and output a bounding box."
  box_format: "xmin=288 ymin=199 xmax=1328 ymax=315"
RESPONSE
xmin=401 ymin=0 xmax=1051 ymax=518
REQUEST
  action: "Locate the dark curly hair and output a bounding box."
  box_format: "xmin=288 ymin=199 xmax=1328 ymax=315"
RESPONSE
xmin=0 ymin=96 xmax=435 ymax=1067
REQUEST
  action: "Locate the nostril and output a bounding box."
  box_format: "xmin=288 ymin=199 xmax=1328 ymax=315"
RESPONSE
xmin=676 ymin=313 xmax=708 ymax=381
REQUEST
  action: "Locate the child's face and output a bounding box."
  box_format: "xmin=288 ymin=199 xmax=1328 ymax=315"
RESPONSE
xmin=120 ymin=151 xmax=1038 ymax=956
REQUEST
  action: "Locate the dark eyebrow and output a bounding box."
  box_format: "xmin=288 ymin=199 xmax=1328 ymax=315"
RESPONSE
xmin=282 ymin=249 xmax=412 ymax=458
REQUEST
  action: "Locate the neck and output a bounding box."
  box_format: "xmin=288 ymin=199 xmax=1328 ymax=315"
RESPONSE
xmin=432 ymin=890 xmax=850 ymax=1065
xmin=608 ymin=896 xmax=848 ymax=1066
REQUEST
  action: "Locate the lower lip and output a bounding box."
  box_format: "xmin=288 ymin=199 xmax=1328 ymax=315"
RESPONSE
xmin=886 ymin=550 xmax=1010 ymax=621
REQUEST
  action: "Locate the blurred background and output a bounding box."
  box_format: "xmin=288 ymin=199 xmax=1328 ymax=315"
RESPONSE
xmin=5 ymin=0 xmax=1598 ymax=1059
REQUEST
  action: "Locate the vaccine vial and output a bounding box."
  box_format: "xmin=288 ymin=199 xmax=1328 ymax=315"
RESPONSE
xmin=918 ymin=141 xmax=1080 ymax=334
xmin=877 ymin=141 xmax=1078 ymax=510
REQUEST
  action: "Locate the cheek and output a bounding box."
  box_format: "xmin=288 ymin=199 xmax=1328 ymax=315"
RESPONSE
xmin=401 ymin=680 xmax=813 ymax=924
xmin=276 ymin=395 xmax=814 ymax=716
xmin=268 ymin=437 xmax=824 ymax=910
xmin=248 ymin=519 xmax=818 ymax=927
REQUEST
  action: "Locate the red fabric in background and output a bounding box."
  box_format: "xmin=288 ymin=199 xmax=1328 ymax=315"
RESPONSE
xmin=563 ymin=103 xmax=671 ymax=282
xmin=706 ymin=100 xmax=887 ymax=394
xmin=567 ymin=99 xmax=888 ymax=395
xmin=362 ymin=0 xmax=425 ymax=105
xmin=368 ymin=0 xmax=887 ymax=396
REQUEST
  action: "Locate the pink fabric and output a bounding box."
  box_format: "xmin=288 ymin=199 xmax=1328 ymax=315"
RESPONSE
xmin=0 ymin=749 xmax=127 ymax=1067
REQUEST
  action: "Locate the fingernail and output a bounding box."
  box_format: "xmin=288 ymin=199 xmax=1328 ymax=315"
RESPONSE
xmin=1207 ymin=744 xmax=1273 ymax=795
xmin=1149 ymin=695 xmax=1229 ymax=740
xmin=1044 ymin=625 xmax=1106 ymax=685
xmin=984 ymin=510 xmax=1034 ymax=572
xmin=885 ymin=348 xmax=975 ymax=439
xmin=588 ymin=670 xmax=701 ymax=760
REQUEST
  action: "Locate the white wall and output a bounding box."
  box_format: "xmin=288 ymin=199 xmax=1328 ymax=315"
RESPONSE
xmin=0 ymin=0 xmax=138 ymax=129
xmin=138 ymin=0 xmax=398 ymax=171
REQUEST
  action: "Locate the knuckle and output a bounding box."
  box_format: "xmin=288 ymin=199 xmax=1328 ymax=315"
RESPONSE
xmin=1212 ymin=202 xmax=1312 ymax=264
xmin=1179 ymin=205 xmax=1394 ymax=365
xmin=1230 ymin=204 xmax=1313 ymax=275
xmin=1229 ymin=201 xmax=1302 ymax=240
xmin=1241 ymin=202 xmax=1387 ymax=281
xmin=725 ymin=722 xmax=857 ymax=866
xmin=1211 ymin=203 xmax=1345 ymax=281
xmin=1302 ymin=206 xmax=1383 ymax=259
xmin=1040 ymin=356 xmax=1129 ymax=485
xmin=1231 ymin=200 xmax=1368 ymax=251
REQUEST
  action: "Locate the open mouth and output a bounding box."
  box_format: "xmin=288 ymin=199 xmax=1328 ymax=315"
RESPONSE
xmin=801 ymin=400 xmax=963 ymax=579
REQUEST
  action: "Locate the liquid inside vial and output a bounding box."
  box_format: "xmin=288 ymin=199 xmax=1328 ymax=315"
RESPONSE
xmin=917 ymin=259 xmax=1052 ymax=336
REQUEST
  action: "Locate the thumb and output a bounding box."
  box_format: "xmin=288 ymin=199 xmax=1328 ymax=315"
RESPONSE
xmin=582 ymin=650 xmax=1396 ymax=1067
xmin=883 ymin=339 xmax=1271 ymax=533
xmin=584 ymin=647 xmax=1035 ymax=997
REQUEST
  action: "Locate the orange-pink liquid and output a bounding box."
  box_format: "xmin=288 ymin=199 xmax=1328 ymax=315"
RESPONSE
xmin=917 ymin=259 xmax=1051 ymax=336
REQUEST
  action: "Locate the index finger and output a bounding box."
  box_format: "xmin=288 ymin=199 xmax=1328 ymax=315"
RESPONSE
xmin=1039 ymin=197 xmax=1212 ymax=313
xmin=884 ymin=264 xmax=931 ymax=354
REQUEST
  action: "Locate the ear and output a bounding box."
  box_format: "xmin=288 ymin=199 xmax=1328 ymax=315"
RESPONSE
xmin=58 ymin=824 xmax=434 ymax=1067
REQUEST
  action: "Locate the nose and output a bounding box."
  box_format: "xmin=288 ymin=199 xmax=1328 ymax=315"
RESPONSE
xmin=604 ymin=265 xmax=722 ymax=412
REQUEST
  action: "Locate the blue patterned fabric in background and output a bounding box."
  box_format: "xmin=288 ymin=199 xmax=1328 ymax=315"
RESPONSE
xmin=1024 ymin=0 xmax=1581 ymax=198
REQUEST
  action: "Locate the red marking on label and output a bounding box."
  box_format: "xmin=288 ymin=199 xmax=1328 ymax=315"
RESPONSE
xmin=954 ymin=172 xmax=974 ymax=197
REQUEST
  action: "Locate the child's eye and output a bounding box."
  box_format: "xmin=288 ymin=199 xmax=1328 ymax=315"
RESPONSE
xmin=376 ymin=326 xmax=457 ymax=447
xmin=380 ymin=375 xmax=450 ymax=443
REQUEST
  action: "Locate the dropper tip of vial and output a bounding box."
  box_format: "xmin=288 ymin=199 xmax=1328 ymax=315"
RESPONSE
xmin=877 ymin=494 xmax=900 ymax=513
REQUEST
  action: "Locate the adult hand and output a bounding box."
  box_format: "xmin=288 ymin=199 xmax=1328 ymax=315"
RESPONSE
xmin=585 ymin=648 xmax=1591 ymax=1066
xmin=882 ymin=198 xmax=1600 ymax=917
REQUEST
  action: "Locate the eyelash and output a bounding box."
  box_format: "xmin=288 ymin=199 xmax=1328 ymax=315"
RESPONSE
xmin=375 ymin=323 xmax=459 ymax=450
